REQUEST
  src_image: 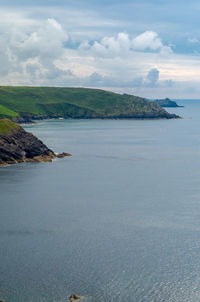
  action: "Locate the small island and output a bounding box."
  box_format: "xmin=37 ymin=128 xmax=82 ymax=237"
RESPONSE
xmin=154 ymin=98 xmax=184 ymax=108
xmin=0 ymin=119 xmax=71 ymax=166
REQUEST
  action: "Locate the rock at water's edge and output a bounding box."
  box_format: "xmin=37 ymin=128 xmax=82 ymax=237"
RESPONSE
xmin=57 ymin=152 xmax=72 ymax=158
xmin=69 ymin=294 xmax=81 ymax=301
xmin=0 ymin=119 xmax=70 ymax=166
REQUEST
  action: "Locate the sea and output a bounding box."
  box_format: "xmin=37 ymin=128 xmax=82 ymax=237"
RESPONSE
xmin=1 ymin=100 xmax=200 ymax=302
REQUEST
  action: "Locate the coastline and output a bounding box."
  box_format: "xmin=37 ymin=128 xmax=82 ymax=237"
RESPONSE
xmin=17 ymin=114 xmax=181 ymax=125
xmin=0 ymin=119 xmax=71 ymax=167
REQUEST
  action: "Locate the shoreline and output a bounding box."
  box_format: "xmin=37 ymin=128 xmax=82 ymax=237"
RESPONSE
xmin=18 ymin=114 xmax=181 ymax=125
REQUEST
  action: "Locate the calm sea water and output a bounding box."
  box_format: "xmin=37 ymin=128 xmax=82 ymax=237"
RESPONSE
xmin=1 ymin=100 xmax=200 ymax=301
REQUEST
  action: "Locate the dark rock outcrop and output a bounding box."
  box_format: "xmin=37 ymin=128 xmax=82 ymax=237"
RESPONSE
xmin=0 ymin=119 xmax=71 ymax=166
xmin=57 ymin=152 xmax=72 ymax=158
xmin=69 ymin=294 xmax=81 ymax=301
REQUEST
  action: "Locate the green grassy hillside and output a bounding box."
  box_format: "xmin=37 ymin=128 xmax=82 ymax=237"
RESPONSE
xmin=0 ymin=104 xmax=19 ymax=119
xmin=154 ymin=98 xmax=183 ymax=108
xmin=0 ymin=119 xmax=19 ymax=135
xmin=0 ymin=86 xmax=178 ymax=120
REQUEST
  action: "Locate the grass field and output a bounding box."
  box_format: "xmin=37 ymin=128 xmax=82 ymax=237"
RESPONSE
xmin=0 ymin=104 xmax=19 ymax=118
xmin=0 ymin=119 xmax=19 ymax=134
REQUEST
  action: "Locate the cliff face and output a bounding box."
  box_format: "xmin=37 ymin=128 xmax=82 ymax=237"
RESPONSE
xmin=0 ymin=119 xmax=70 ymax=166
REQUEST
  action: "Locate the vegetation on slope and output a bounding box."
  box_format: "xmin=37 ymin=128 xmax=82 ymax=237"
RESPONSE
xmin=0 ymin=118 xmax=19 ymax=135
xmin=0 ymin=86 xmax=178 ymax=120
xmin=154 ymin=98 xmax=183 ymax=108
xmin=0 ymin=104 xmax=19 ymax=119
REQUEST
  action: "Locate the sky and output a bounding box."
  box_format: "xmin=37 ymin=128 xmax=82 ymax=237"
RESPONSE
xmin=1 ymin=0 xmax=200 ymax=98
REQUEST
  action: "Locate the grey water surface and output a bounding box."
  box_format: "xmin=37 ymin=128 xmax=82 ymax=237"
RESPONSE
xmin=1 ymin=100 xmax=200 ymax=301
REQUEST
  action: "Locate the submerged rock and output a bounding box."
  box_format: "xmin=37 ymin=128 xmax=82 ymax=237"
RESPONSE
xmin=0 ymin=119 xmax=71 ymax=166
xmin=57 ymin=152 xmax=72 ymax=158
xmin=69 ymin=294 xmax=81 ymax=301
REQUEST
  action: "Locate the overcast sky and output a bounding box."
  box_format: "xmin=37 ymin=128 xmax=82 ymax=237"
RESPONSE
xmin=1 ymin=0 xmax=200 ymax=98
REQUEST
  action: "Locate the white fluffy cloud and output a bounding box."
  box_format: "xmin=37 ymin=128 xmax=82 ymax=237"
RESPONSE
xmin=90 ymin=32 xmax=131 ymax=57
xmin=79 ymin=31 xmax=172 ymax=58
xmin=0 ymin=14 xmax=200 ymax=97
xmin=1 ymin=19 xmax=172 ymax=85
xmin=132 ymin=31 xmax=161 ymax=51
xmin=12 ymin=18 xmax=67 ymax=60
xmin=0 ymin=17 xmax=69 ymax=84
xmin=132 ymin=31 xmax=173 ymax=55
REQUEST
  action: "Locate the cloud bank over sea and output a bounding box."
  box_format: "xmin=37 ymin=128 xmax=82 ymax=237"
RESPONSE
xmin=1 ymin=0 xmax=200 ymax=98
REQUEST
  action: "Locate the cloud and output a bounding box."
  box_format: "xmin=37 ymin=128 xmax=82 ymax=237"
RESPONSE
xmin=13 ymin=18 xmax=68 ymax=60
xmin=132 ymin=31 xmax=172 ymax=54
xmin=80 ymin=72 xmax=142 ymax=87
xmin=68 ymin=67 xmax=172 ymax=90
xmin=188 ymin=37 xmax=199 ymax=44
xmin=144 ymin=68 xmax=159 ymax=87
xmin=0 ymin=17 xmax=70 ymax=84
xmin=0 ymin=10 xmax=198 ymax=98
xmin=132 ymin=31 xmax=162 ymax=51
xmin=12 ymin=17 xmax=68 ymax=80
xmin=0 ymin=14 xmax=174 ymax=88
xmin=79 ymin=32 xmax=131 ymax=57
xmin=79 ymin=31 xmax=172 ymax=58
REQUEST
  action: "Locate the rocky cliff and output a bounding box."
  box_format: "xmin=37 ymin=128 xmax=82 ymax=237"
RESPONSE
xmin=0 ymin=119 xmax=71 ymax=166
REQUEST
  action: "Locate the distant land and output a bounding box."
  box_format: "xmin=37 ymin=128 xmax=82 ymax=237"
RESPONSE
xmin=0 ymin=87 xmax=179 ymax=122
xmin=154 ymin=98 xmax=184 ymax=108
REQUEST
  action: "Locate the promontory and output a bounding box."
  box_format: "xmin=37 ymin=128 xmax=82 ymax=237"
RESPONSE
xmin=0 ymin=86 xmax=179 ymax=122
xmin=154 ymin=98 xmax=184 ymax=108
xmin=0 ymin=119 xmax=71 ymax=166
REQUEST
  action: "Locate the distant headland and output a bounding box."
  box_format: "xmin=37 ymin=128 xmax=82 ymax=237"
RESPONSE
xmin=0 ymin=86 xmax=180 ymax=122
xmin=154 ymin=98 xmax=184 ymax=108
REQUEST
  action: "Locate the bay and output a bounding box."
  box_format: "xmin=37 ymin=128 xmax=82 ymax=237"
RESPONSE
xmin=1 ymin=100 xmax=200 ymax=301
